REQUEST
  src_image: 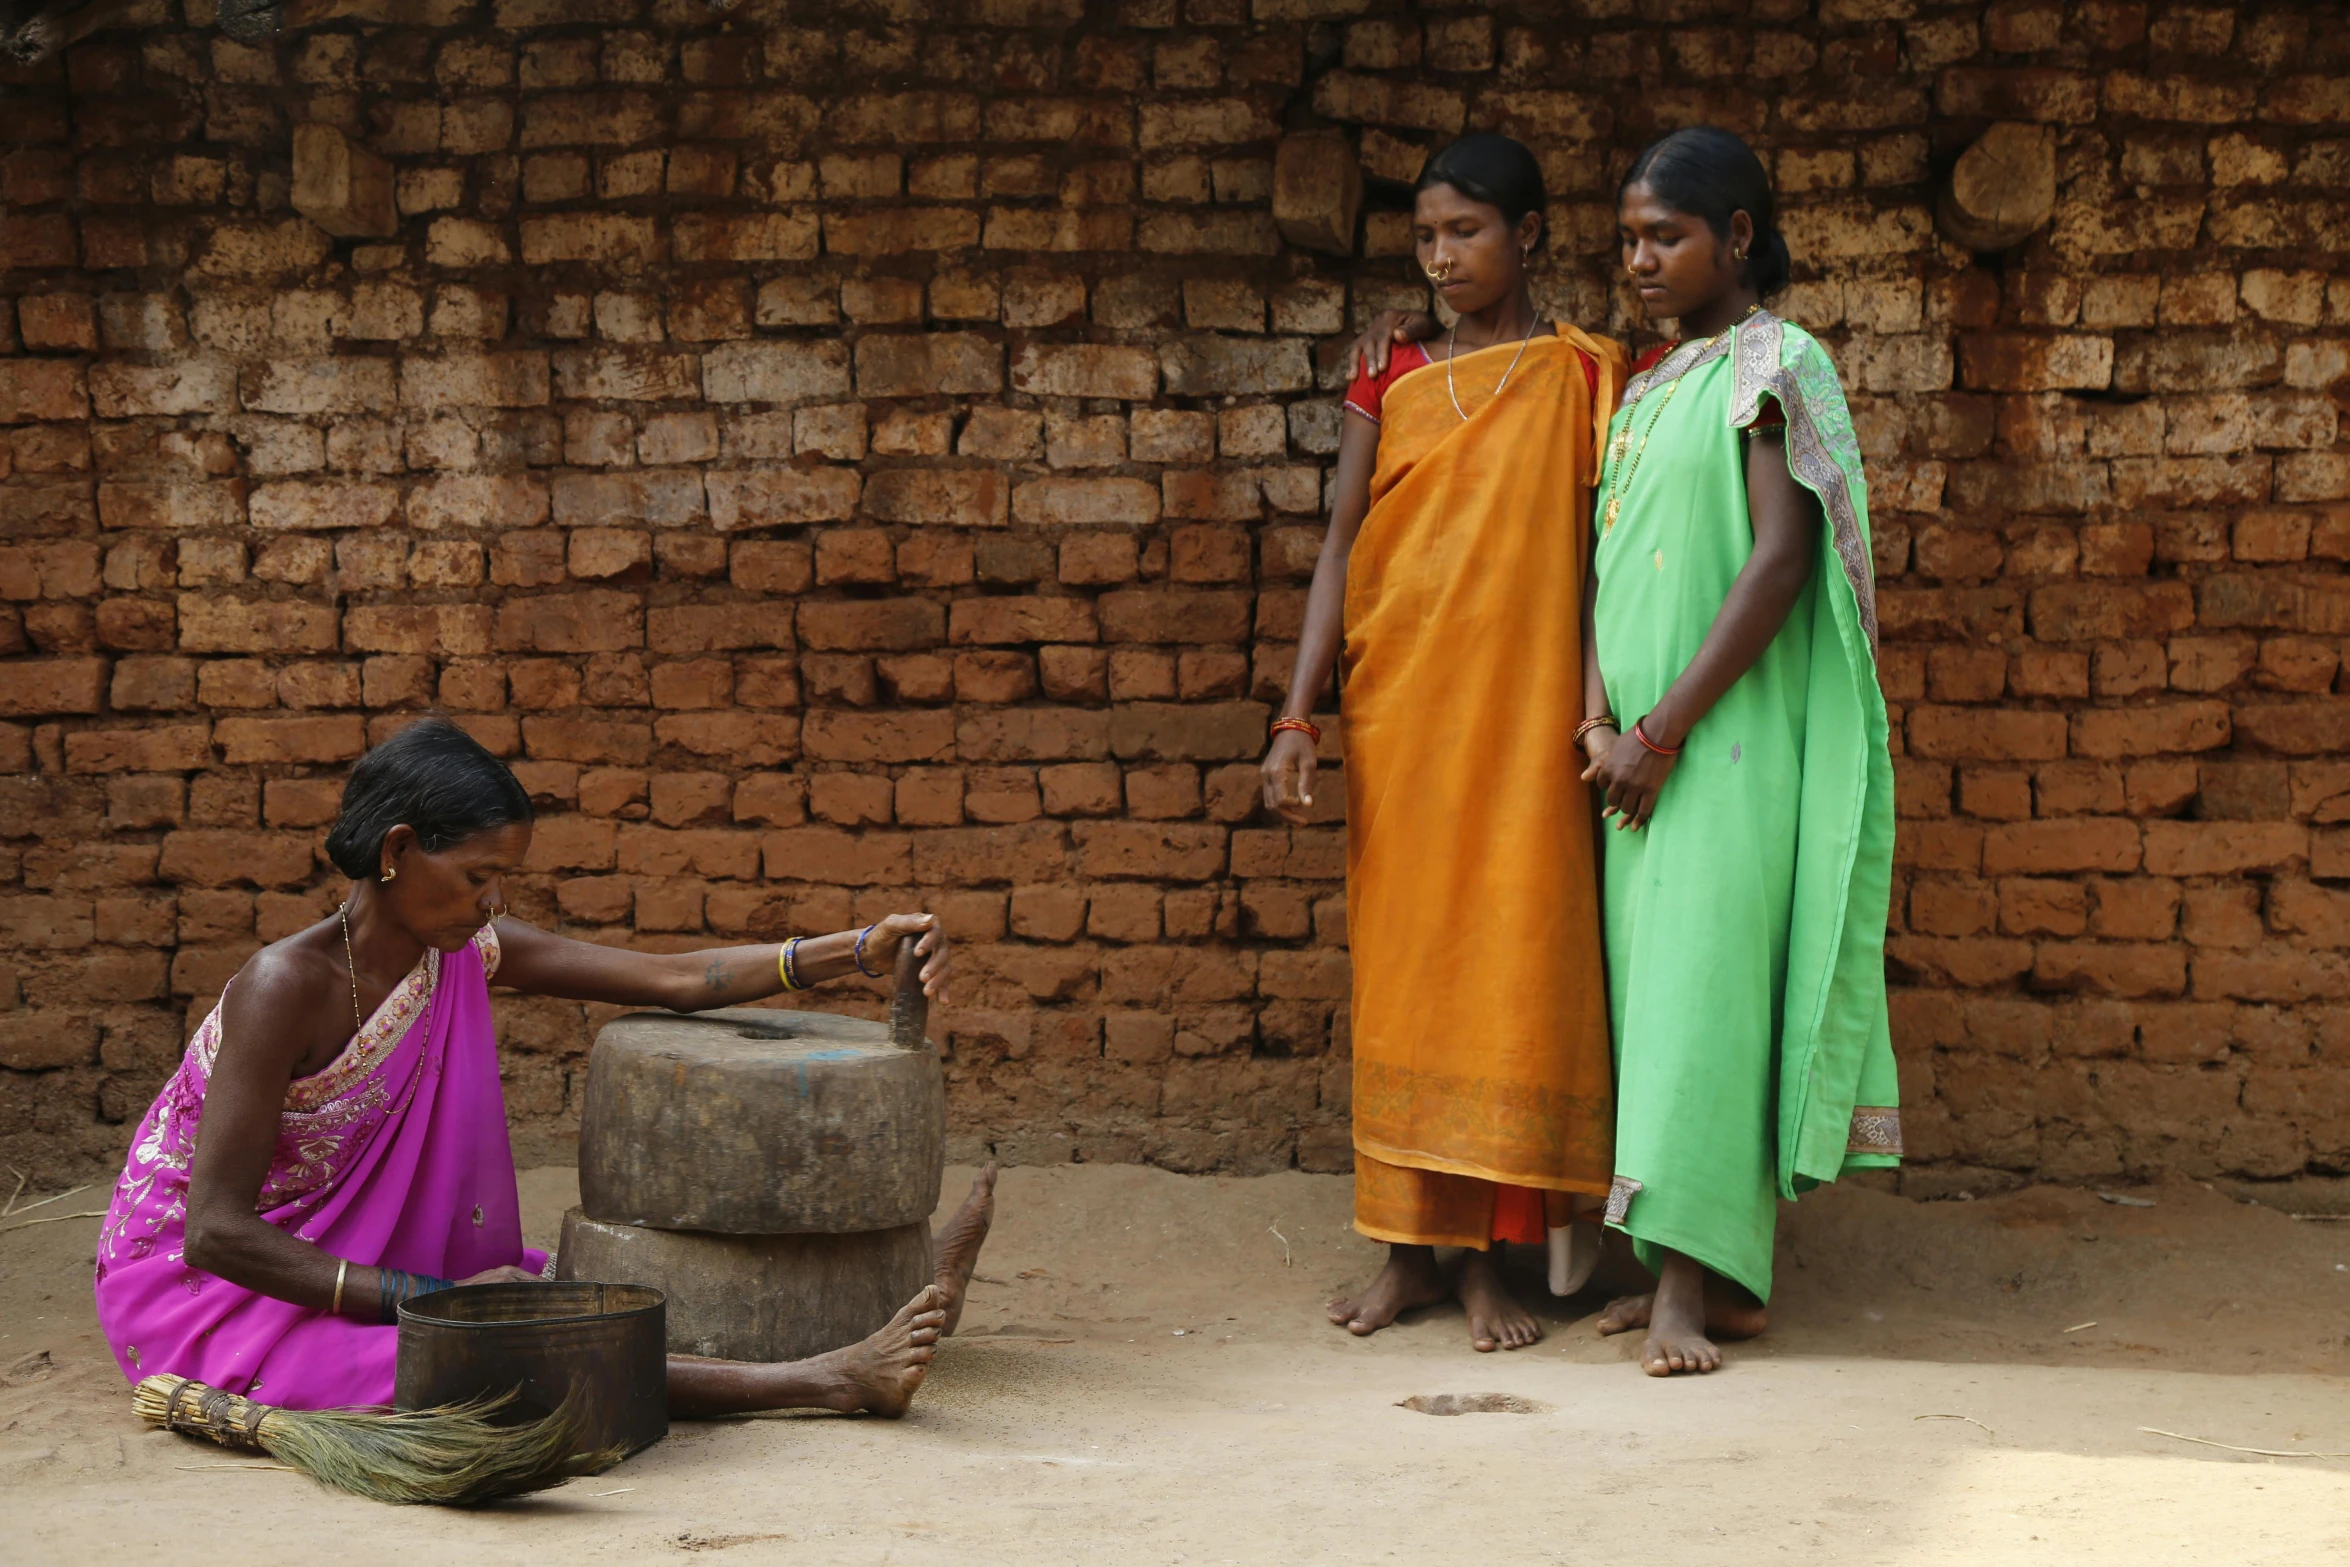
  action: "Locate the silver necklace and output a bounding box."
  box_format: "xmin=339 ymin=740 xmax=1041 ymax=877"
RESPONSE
xmin=1444 ymin=315 xmax=1539 ymax=422
xmin=337 ymin=903 xmax=364 ymax=1035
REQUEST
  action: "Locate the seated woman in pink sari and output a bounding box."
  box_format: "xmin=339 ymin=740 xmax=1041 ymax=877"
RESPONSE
xmin=95 ymin=718 xmax=993 ymax=1418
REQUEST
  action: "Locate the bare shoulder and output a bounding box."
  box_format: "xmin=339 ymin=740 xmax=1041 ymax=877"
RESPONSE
xmin=216 ymin=923 xmax=341 ymax=1069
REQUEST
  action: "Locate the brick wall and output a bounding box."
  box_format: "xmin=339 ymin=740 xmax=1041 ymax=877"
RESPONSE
xmin=1 ymin=0 xmax=2345 ymax=1191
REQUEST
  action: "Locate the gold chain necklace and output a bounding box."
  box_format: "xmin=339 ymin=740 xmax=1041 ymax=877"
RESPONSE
xmin=1601 ymin=304 xmax=1758 ymax=533
xmin=1444 ymin=315 xmax=1539 ymax=422
xmin=337 ymin=903 xmax=364 ymax=1035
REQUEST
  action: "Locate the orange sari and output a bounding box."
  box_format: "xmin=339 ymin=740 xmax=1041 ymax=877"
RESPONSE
xmin=1342 ymin=327 xmax=1624 ymax=1248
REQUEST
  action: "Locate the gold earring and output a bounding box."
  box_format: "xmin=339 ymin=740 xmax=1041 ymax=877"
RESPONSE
xmin=380 ymin=865 xmax=397 ymax=883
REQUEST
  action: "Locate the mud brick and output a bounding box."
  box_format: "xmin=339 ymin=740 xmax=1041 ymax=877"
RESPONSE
xmin=639 ymin=412 xmax=719 ymax=467
xmin=794 ymin=599 xmax=940 ymax=654
xmin=732 ymin=773 xmax=808 ymax=827
xmin=648 ymin=604 xmax=792 ymax=654
xmin=802 ymin=709 xmax=956 ymax=764
xmin=1982 ymin=819 xmax=2142 ymax=875
xmin=494 ymin=591 xmax=645 ymax=653
xmin=864 ymin=470 xmax=1009 ymax=529
xmin=651 ymin=711 xmax=796 ymax=767
xmin=955 ymin=651 xmax=1039 ymax=703
xmin=701 ymin=341 xmax=851 ymax=405
xmin=408 ymin=473 xmax=552 ymax=531
xmin=1159 ymin=337 xmax=1313 ymax=396
xmin=1110 ymin=651 xmax=1177 ymax=702
xmin=1038 ymin=645 xmax=1109 ymax=702
xmin=157 ymin=828 xmax=317 ymax=889
xmin=897 ymin=535 xmax=975 ymax=589
xmin=2071 ymin=702 xmax=2231 ymax=759
xmin=854 ymin=333 xmax=1002 ymax=398
xmin=1013 ymin=477 xmax=1161 ymax=528
xmin=763 ymin=826 xmax=912 ymax=885
xmin=730 ymin=540 xmax=813 ymax=595
xmin=277 ymin=661 xmax=359 ymax=714
xmin=0 ymin=657 xmax=105 ymax=718
xmin=895 ymin=769 xmax=966 ymax=827
xmin=177 ymin=596 xmax=338 ymax=655
xmin=705 ymin=467 xmax=861 ymax=529
xmin=398 ymin=350 xmax=550 ymax=408
xmin=949 ymin=597 xmax=1097 ymax=647
xmin=877 ymin=653 xmax=953 ymax=705
xmin=1097 ymin=590 xmax=1253 ymax=645
xmin=1056 ymin=533 xmax=1138 ymax=587
xmin=1009 ymin=345 xmax=1158 ymax=401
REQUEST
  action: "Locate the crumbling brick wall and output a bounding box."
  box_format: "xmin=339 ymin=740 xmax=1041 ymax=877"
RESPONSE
xmin=1 ymin=0 xmax=2344 ymax=1191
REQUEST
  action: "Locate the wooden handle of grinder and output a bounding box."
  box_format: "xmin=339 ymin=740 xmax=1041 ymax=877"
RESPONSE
xmin=888 ymin=935 xmax=928 ymax=1051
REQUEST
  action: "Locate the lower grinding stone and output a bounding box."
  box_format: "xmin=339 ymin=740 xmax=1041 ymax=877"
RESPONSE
xmin=557 ymin=1209 xmax=933 ymax=1363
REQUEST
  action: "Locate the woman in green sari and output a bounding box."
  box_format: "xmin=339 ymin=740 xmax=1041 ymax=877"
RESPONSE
xmin=1348 ymin=124 xmax=1899 ymax=1376
xmin=1577 ymin=126 xmax=1899 ymax=1375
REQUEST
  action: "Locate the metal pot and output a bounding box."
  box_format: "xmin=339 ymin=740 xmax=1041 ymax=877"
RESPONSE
xmin=395 ymin=1281 xmax=667 ymax=1459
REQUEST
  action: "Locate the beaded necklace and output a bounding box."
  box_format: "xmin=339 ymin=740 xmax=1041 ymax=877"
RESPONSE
xmin=1600 ymin=302 xmax=1758 ymax=533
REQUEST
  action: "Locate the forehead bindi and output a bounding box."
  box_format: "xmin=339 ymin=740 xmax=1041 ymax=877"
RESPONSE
xmin=1414 ymin=184 xmax=1501 ymax=229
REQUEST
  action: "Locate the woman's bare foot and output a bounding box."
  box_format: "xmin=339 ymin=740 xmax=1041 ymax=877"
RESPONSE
xmin=933 ymin=1163 xmax=996 ymax=1336
xmin=818 ymin=1285 xmax=947 ymax=1416
xmin=1327 ymin=1243 xmax=1448 ymax=1336
xmin=1593 ymin=1279 xmax=1767 ymax=1341
xmin=1596 ymin=1251 xmax=1741 ymax=1376
xmin=1455 ymin=1247 xmax=1542 ymax=1352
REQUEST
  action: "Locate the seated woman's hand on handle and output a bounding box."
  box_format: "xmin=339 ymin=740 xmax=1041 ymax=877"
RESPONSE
xmin=863 ymin=911 xmax=952 ymax=1000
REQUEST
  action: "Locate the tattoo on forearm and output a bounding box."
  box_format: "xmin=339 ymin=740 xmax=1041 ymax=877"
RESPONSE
xmin=703 ymin=955 xmax=728 ymax=993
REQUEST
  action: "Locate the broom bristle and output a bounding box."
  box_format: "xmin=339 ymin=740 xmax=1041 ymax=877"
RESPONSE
xmin=133 ymin=1374 xmax=626 ymax=1506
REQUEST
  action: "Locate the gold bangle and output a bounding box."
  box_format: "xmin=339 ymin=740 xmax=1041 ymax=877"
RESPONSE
xmin=332 ymin=1257 xmax=348 ymax=1316
xmin=778 ymin=937 xmax=803 ymax=992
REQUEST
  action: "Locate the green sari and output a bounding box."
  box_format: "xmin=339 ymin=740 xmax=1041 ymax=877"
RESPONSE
xmin=1591 ymin=310 xmax=1898 ymax=1303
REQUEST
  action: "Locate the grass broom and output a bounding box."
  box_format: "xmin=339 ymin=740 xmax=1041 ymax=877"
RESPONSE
xmin=133 ymin=1373 xmax=625 ymax=1505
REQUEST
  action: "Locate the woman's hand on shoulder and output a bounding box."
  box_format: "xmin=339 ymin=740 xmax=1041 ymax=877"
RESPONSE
xmin=1346 ymin=310 xmax=1440 ymax=380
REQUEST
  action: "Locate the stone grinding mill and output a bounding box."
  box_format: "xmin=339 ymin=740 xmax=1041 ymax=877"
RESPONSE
xmin=557 ymin=944 xmax=944 ymax=1362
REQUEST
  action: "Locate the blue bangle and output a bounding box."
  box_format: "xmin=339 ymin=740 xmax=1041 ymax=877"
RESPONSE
xmin=852 ymin=924 xmax=883 ymax=978
xmin=780 ymin=937 xmax=804 ymax=992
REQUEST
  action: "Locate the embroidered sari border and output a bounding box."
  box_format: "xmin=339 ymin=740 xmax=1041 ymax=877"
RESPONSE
xmin=1726 ymin=312 xmax=1881 ymax=656
xmin=1846 ymin=1106 xmax=1904 ymax=1157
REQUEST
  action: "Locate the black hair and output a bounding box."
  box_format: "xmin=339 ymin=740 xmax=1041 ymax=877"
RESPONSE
xmin=1619 ymin=125 xmax=1792 ymax=297
xmin=323 ymin=716 xmax=533 ymax=879
xmin=1415 ymin=133 xmax=1548 ymax=249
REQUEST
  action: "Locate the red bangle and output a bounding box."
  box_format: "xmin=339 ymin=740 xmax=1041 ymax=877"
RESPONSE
xmin=1270 ymin=717 xmax=1321 ymax=744
xmin=1632 ymin=717 xmax=1681 ymax=757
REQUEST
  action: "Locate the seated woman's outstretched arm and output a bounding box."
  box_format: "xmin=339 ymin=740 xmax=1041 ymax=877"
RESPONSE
xmin=183 ymin=947 xmax=545 ymax=1308
xmin=488 ymin=912 xmax=950 ymax=1012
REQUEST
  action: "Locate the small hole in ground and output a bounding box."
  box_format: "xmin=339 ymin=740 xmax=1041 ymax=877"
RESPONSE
xmin=1398 ymin=1393 xmax=1548 ymax=1417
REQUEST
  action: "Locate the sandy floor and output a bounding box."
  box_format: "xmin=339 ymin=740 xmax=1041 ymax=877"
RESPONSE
xmin=6 ymin=1164 xmax=2350 ymax=1565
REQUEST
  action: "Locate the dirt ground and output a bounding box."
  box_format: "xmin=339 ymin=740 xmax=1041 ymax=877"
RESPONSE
xmin=6 ymin=1163 xmax=2350 ymax=1566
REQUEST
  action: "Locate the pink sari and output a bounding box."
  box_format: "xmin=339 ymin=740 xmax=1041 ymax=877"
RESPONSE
xmin=94 ymin=924 xmax=546 ymax=1408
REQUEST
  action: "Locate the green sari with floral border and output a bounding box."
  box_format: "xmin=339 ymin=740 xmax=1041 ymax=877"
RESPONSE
xmin=1591 ymin=309 xmax=1899 ymax=1304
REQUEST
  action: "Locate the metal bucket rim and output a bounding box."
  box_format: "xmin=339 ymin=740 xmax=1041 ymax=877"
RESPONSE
xmin=398 ymin=1279 xmax=667 ymax=1330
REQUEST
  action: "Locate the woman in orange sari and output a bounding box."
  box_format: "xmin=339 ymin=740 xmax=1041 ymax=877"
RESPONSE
xmin=1260 ymin=135 xmax=1624 ymax=1352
